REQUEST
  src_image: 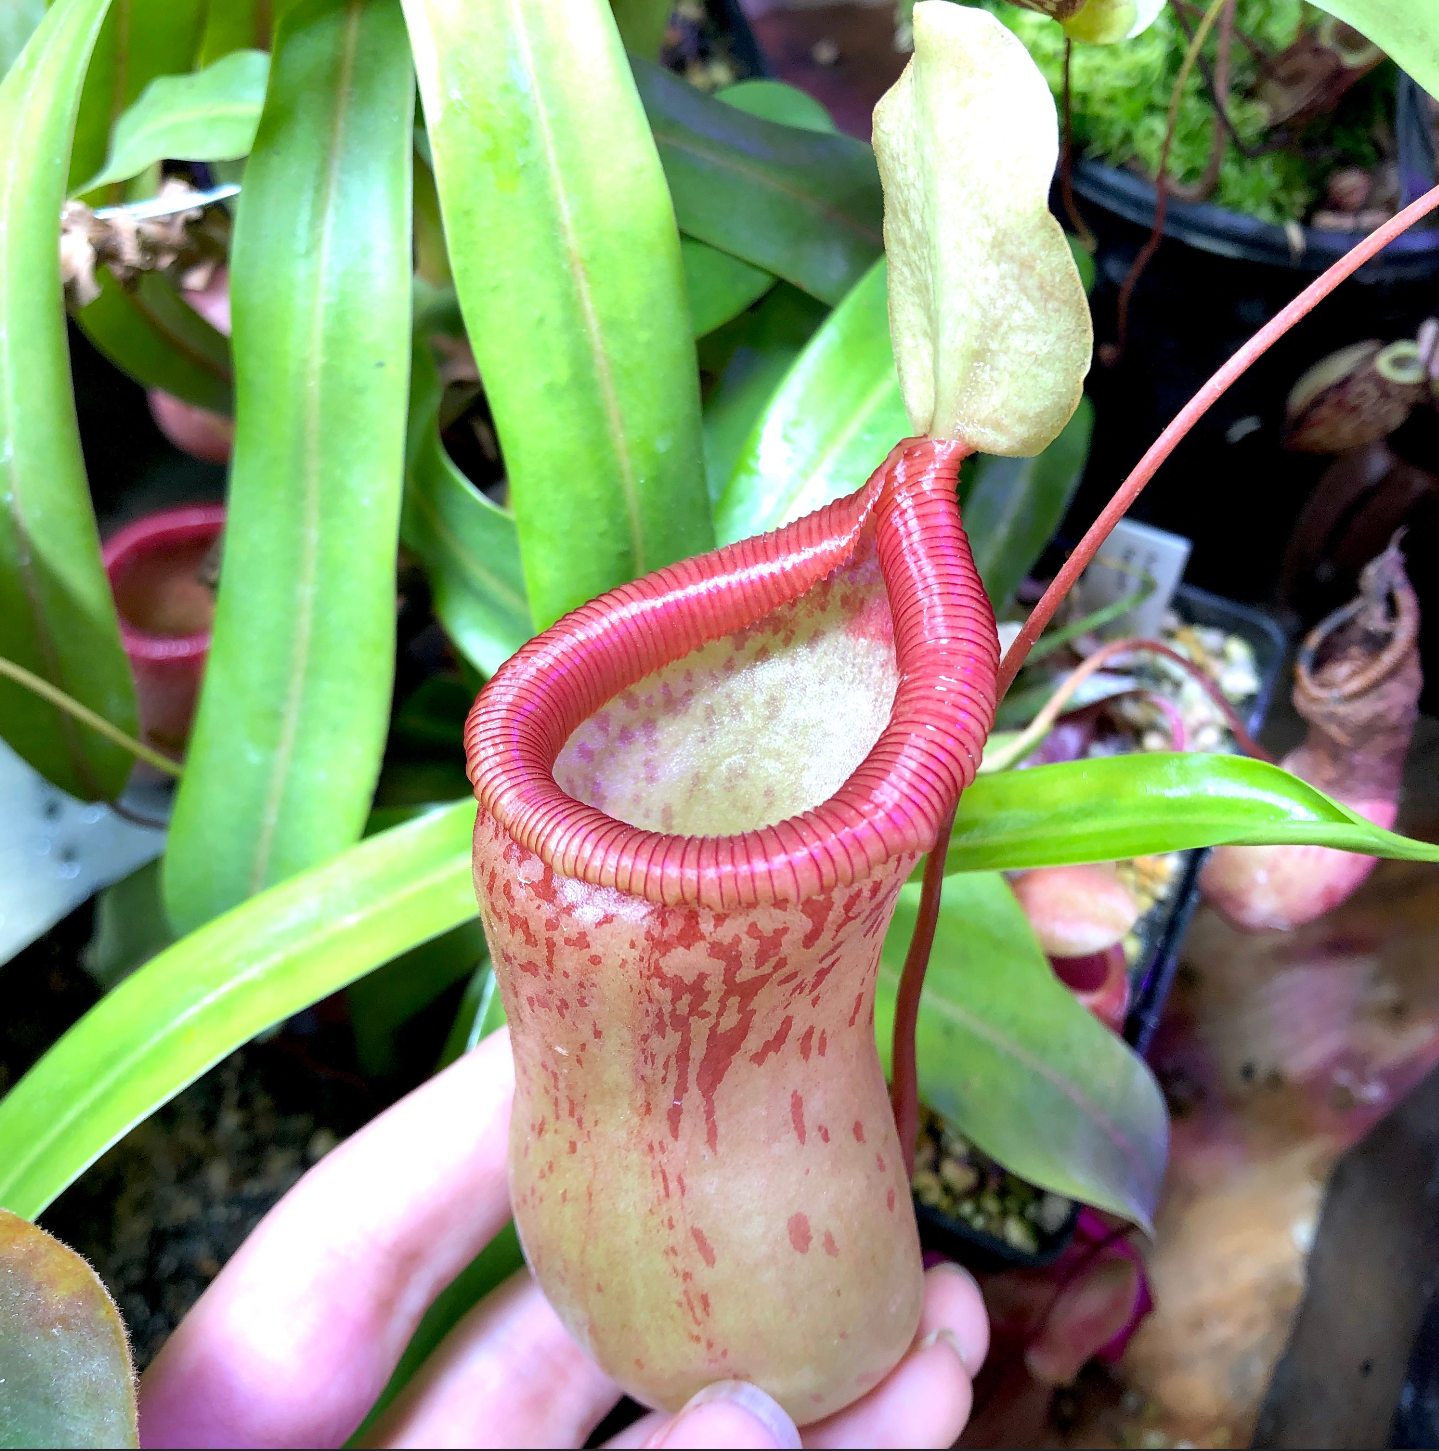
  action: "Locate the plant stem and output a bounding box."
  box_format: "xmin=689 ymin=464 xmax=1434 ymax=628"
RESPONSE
xmin=998 ymin=181 xmax=1439 ymax=697
xmin=0 ymin=654 xmax=182 ymax=780
xmin=1168 ymin=0 xmax=1265 ymax=161
xmin=1059 ymin=41 xmax=1097 ymax=252
xmin=1107 ymin=0 xmax=1230 ymax=365
xmin=890 ymin=807 xmax=954 ymax=1179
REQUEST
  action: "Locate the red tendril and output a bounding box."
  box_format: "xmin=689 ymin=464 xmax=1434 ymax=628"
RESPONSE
xmin=1000 ymin=182 xmax=1439 ymax=699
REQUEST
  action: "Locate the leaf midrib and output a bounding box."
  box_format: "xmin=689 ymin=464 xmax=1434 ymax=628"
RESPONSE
xmin=654 ymin=121 xmax=884 ymax=254
xmin=248 ymin=1 xmax=362 ymax=895
xmin=507 ymin=0 xmax=645 ymax=573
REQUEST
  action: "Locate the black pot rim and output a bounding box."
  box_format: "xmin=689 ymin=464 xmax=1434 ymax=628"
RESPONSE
xmin=1071 ymin=158 xmax=1439 ymax=283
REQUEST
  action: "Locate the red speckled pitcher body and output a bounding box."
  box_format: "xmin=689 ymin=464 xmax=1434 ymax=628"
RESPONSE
xmin=473 ymin=812 xmax=923 ymax=1421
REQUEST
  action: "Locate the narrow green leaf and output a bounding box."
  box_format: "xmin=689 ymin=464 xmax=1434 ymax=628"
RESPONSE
xmin=164 ymin=0 xmax=413 ymax=935
xmin=69 ymin=0 xmax=208 ymax=198
xmin=965 ymin=395 xmax=1094 ymax=610
xmin=683 ymin=236 xmax=773 ymax=339
xmin=634 ymin=54 xmax=885 ymax=306
xmin=402 ymin=367 xmax=534 ymax=675
xmin=352 ymin=962 xmax=516 ymax=1445
xmin=0 ymin=0 xmax=44 ymax=80
xmin=1067 ymin=233 xmax=1096 ymax=295
xmin=1309 ymin=1 xmax=1439 ymax=101
xmin=404 ymin=0 xmax=712 ymax=629
xmin=0 ymin=0 xmax=139 ymax=802
xmin=348 ymin=920 xmax=487 ymax=1079
xmin=76 ymin=269 xmax=232 ymax=414
xmin=0 ymin=1210 xmax=138 ymax=1448
xmin=349 ymin=1221 xmax=524 ymax=1446
xmin=436 ymin=960 xmax=499 ymax=1072
xmin=609 ymin=0 xmax=669 ymax=58
xmin=84 ymin=858 xmax=173 ymax=992
xmin=946 ymin=753 xmax=1439 ymax=874
xmin=80 ymin=48 xmax=269 ymax=191
xmin=715 ymin=78 xmax=837 ymax=134
xmin=716 ymin=258 xmax=907 ymax=544
xmin=699 ymin=282 xmax=829 ymax=507
xmin=197 ymin=0 xmax=271 ymax=67
xmin=875 ymin=874 xmax=1167 ymax=1228
xmin=0 ymin=801 xmax=478 ymax=1222
xmin=674 ymin=82 xmax=833 ymax=340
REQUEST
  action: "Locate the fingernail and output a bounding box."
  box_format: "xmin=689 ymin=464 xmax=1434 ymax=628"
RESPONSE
xmin=646 ymin=1380 xmax=802 ymax=1449
xmin=923 ymin=1260 xmax=988 ymax=1373
xmin=918 ymin=1326 xmax=975 ymax=1374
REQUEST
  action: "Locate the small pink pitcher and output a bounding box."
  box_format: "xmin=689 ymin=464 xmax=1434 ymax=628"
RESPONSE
xmin=102 ymin=504 xmax=224 ymax=759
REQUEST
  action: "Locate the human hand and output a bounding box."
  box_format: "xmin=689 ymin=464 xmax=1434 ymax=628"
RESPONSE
xmin=139 ymin=1029 xmax=988 ymax=1449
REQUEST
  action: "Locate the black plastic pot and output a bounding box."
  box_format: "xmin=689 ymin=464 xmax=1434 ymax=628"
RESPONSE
xmin=1071 ymin=73 xmax=1439 ymax=282
xmin=917 ymin=1192 xmax=1082 ymax=1275
xmin=915 ymin=584 xmax=1287 ymax=1272
xmin=1057 ymin=74 xmax=1439 ymax=628
xmin=1122 ymin=584 xmax=1289 ymax=1054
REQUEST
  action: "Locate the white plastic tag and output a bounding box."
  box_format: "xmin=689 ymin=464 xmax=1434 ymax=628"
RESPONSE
xmin=1075 ymin=518 xmax=1192 ymax=639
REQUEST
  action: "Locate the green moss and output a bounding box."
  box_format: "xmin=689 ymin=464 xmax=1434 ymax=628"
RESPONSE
xmin=937 ymin=0 xmax=1394 ymax=225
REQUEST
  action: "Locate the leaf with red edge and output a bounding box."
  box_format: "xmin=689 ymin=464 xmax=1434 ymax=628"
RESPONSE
xmin=0 ymin=1210 xmax=137 ymax=1448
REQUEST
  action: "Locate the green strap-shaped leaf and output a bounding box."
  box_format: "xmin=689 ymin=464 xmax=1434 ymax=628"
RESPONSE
xmin=946 ymin=752 xmax=1439 ymax=875
xmin=633 ymin=55 xmax=885 ymax=306
xmin=1309 ymin=1 xmax=1439 ymax=101
xmin=164 ymin=0 xmax=413 ymax=935
xmin=347 ymin=920 xmax=488 ymax=1079
xmin=676 ymin=80 xmax=840 ymax=340
xmin=7 ymin=753 xmax=1439 ymax=1220
xmin=682 ymin=236 xmax=773 ymax=339
xmin=716 ymin=257 xmax=907 ymax=544
xmin=80 ymin=47 xmax=269 ymax=191
xmin=965 ymin=395 xmax=1094 ymax=611
xmin=609 ymin=0 xmax=670 ymax=58
xmin=0 ymin=1 xmax=44 ymax=80
xmin=403 ymin=0 xmax=711 ymax=629
xmin=69 ymin=0 xmax=208 ymax=198
xmin=0 ymin=1211 xmax=138 ymax=1448
xmin=700 ymin=282 xmax=829 ymax=507
xmin=716 ymin=78 xmax=838 ymax=134
xmin=0 ymin=0 xmax=138 ymax=803
xmin=402 ymin=333 xmax=532 ymax=675
xmin=875 ymin=873 xmax=1166 ymax=1228
xmin=197 ymin=0 xmax=272 ymax=66
xmin=76 ymin=269 xmax=232 ymax=415
xmin=404 ymin=423 xmax=534 ymax=678
xmin=0 ymin=801 xmax=477 ymax=1221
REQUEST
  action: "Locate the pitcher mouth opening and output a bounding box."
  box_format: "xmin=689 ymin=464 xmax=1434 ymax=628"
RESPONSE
xmin=464 ymin=437 xmax=999 ymax=911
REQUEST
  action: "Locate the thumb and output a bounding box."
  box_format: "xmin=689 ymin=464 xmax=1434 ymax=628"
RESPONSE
xmin=643 ymin=1381 xmax=801 ymax=1449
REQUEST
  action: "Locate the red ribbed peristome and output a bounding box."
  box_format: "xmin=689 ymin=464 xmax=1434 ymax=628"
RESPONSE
xmin=463 ymin=437 xmax=998 ymax=909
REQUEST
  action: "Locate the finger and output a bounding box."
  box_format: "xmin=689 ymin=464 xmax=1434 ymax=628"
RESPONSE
xmin=612 ymin=1263 xmax=988 ymax=1450
xmin=800 ymin=1262 xmax=987 ymax=1449
xmin=605 ymin=1384 xmax=800 ymax=1449
xmin=141 ymin=1029 xmax=517 ymax=1449
xmin=362 ymin=1268 xmax=622 ymax=1449
xmin=916 ymin=1261 xmax=989 ymax=1374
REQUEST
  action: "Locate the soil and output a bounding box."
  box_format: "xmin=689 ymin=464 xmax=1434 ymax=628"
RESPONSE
xmin=3 ymin=909 xmax=394 ymax=1371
